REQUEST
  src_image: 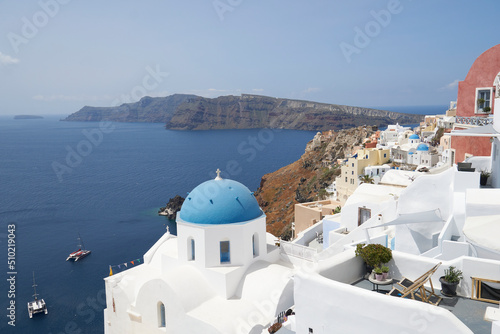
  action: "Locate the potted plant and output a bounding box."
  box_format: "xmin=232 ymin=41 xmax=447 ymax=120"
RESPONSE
xmin=355 ymin=243 xmax=393 ymax=275
xmin=480 ymin=170 xmax=491 ymax=186
xmin=483 ymin=106 xmax=491 ymax=113
xmin=374 ymin=267 xmax=384 ymax=281
xmin=477 ymin=97 xmax=485 ymax=112
xmin=381 ymin=265 xmax=389 ymax=279
xmin=439 ymin=266 xmax=463 ymax=297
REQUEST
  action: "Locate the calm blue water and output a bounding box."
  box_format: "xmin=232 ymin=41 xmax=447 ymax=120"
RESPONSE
xmin=0 ymin=116 xmax=316 ymax=334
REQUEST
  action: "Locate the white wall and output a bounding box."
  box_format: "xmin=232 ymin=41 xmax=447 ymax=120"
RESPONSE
xmin=340 ymin=183 xmax=401 ymax=232
xmin=177 ymin=215 xmax=266 ymax=269
xmin=177 ymin=223 xmax=207 ymax=265
xmin=294 ymin=220 xmax=323 ymax=247
xmin=322 ymin=215 xmax=341 ymax=248
xmin=465 ymin=156 xmax=492 ymax=173
xmin=317 ymin=249 xmax=364 ymax=284
xmin=491 ymin=138 xmax=500 ymax=188
xmin=391 ymin=251 xmax=500 ymax=298
xmin=294 ymin=272 xmax=472 ymax=334
xmin=397 ymin=167 xmax=455 ymax=220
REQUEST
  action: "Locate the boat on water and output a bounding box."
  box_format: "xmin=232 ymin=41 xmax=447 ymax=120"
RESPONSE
xmin=66 ymin=233 xmax=91 ymax=261
xmin=27 ymin=272 xmax=47 ymax=318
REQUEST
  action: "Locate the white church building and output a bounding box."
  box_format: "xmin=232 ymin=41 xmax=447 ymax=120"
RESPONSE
xmin=103 ymin=172 xmax=295 ymax=334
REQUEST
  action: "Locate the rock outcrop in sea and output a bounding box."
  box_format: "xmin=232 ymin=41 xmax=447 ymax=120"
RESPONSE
xmin=158 ymin=195 xmax=185 ymax=220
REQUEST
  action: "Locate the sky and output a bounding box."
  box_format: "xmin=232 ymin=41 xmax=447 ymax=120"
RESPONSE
xmin=0 ymin=0 xmax=499 ymax=116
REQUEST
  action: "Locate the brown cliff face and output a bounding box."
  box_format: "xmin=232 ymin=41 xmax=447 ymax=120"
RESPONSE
xmin=256 ymin=126 xmax=375 ymax=238
xmin=165 ymin=94 xmax=423 ymax=131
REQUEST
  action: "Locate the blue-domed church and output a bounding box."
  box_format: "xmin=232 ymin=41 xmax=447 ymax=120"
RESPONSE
xmin=103 ymin=171 xmax=295 ymax=334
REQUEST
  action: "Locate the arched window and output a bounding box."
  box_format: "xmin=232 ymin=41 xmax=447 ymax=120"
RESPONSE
xmin=187 ymin=237 xmax=195 ymax=261
xmin=220 ymin=240 xmax=230 ymax=264
xmin=252 ymin=233 xmax=259 ymax=257
xmin=158 ymin=302 xmax=166 ymax=327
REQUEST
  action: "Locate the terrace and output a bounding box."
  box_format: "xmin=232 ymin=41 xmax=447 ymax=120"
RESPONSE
xmin=352 ymin=277 xmax=492 ymax=333
xmin=288 ymin=249 xmax=500 ymax=334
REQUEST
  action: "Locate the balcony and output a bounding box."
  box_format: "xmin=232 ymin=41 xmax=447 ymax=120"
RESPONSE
xmin=455 ymin=116 xmax=493 ymax=126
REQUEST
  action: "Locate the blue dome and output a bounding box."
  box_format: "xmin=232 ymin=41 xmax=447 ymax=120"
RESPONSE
xmin=416 ymin=143 xmax=429 ymax=151
xmin=179 ymin=178 xmax=263 ymax=225
xmin=409 ymin=134 xmax=419 ymax=140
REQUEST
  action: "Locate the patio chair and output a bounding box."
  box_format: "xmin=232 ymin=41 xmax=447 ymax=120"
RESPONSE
xmin=388 ymin=262 xmax=442 ymax=306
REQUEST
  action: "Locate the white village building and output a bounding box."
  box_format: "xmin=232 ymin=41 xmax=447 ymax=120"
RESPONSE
xmin=103 ymin=172 xmax=295 ymax=334
xmin=290 ymin=165 xmax=500 ymax=333
xmin=377 ymin=123 xmax=413 ymax=149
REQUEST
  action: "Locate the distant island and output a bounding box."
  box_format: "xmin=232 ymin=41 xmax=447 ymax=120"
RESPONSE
xmin=14 ymin=115 xmax=44 ymax=119
xmin=63 ymin=93 xmax=424 ymax=132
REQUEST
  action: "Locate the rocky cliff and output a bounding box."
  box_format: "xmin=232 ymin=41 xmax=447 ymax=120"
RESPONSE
xmin=166 ymin=94 xmax=423 ymax=131
xmin=63 ymin=94 xmax=197 ymax=123
xmin=254 ymin=126 xmax=375 ymax=238
xmin=63 ymin=93 xmax=423 ymax=131
xmin=158 ymin=195 xmax=185 ymax=220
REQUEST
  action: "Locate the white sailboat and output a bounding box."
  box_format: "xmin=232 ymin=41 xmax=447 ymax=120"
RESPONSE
xmin=66 ymin=232 xmax=91 ymax=261
xmin=27 ymin=271 xmax=48 ymax=318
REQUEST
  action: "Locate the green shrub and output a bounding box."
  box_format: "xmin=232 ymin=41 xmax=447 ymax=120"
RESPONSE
xmin=443 ymin=266 xmax=463 ymax=283
xmin=355 ymin=243 xmax=392 ymax=268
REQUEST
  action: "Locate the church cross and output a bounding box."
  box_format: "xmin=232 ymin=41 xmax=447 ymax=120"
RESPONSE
xmin=215 ymin=168 xmax=222 ymax=180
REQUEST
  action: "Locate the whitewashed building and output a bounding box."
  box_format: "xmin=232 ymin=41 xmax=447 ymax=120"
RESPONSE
xmin=377 ymin=124 xmax=413 ymax=149
xmin=103 ymin=173 xmax=295 ymax=334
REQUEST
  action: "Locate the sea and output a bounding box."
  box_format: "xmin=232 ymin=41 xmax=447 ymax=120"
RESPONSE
xmin=0 ymin=105 xmax=444 ymax=334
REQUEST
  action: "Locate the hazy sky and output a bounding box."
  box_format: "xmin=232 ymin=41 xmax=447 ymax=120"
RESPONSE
xmin=0 ymin=0 xmax=498 ymax=116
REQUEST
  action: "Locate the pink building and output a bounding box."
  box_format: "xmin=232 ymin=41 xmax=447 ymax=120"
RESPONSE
xmin=452 ymin=44 xmax=500 ymax=162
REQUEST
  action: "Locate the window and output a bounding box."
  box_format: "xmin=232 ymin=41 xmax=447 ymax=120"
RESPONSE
xmin=158 ymin=302 xmax=166 ymax=327
xmin=352 ymin=163 xmax=354 ymax=167
xmin=252 ymin=233 xmax=259 ymax=257
xmin=384 ymin=153 xmax=387 ymax=158
xmin=188 ymin=238 xmax=195 ymax=261
xmin=345 ymin=177 xmax=347 ymax=182
xmin=220 ymin=240 xmax=230 ymax=264
xmin=358 ymin=207 xmax=371 ymax=226
xmin=476 ymin=88 xmax=492 ymax=113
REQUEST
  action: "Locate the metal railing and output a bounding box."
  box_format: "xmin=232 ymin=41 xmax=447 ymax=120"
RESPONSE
xmin=280 ymin=241 xmax=317 ymax=261
xmin=455 ymin=116 xmax=493 ymax=126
